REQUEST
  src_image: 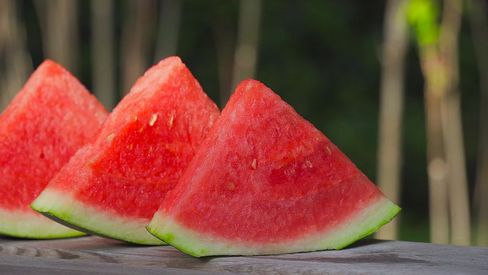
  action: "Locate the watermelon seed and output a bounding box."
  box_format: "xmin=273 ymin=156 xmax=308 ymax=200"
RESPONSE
xmin=305 ymin=160 xmax=313 ymax=168
xmin=326 ymin=146 xmax=332 ymax=155
xmin=133 ymin=116 xmax=138 ymax=121
xmin=168 ymin=114 xmax=174 ymax=128
xmin=251 ymin=159 xmax=257 ymax=169
xmin=106 ymin=133 xmax=115 ymax=142
xmin=127 ymin=144 xmax=133 ymax=150
xmin=227 ymin=182 xmax=236 ymax=190
xmin=149 ymin=114 xmax=158 ymax=126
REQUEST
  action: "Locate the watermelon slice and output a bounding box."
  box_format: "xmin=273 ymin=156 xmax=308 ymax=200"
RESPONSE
xmin=0 ymin=60 xmax=108 ymax=239
xmin=147 ymin=80 xmax=400 ymax=256
xmin=32 ymin=56 xmax=220 ymax=245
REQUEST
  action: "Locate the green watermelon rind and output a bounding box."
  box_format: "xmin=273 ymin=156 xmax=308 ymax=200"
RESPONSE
xmin=0 ymin=208 xmax=85 ymax=239
xmin=31 ymin=188 xmax=165 ymax=245
xmin=146 ymin=197 xmax=400 ymax=257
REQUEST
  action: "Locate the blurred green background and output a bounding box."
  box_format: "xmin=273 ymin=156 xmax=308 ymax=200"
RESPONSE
xmin=0 ymin=0 xmax=486 ymax=245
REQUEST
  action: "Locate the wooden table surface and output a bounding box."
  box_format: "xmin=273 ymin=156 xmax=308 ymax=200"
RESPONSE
xmin=0 ymin=236 xmax=487 ymax=274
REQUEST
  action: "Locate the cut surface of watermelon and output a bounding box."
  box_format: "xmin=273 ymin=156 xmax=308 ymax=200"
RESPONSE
xmin=32 ymin=57 xmax=220 ymax=245
xmin=147 ymin=80 xmax=400 ymax=256
xmin=0 ymin=60 xmax=108 ymax=238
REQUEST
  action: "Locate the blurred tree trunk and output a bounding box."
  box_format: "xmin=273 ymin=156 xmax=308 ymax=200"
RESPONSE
xmin=214 ymin=9 xmax=235 ymax=107
xmin=228 ymin=0 xmax=261 ymax=103
xmin=410 ymin=0 xmax=469 ymax=245
xmin=421 ymin=45 xmax=450 ymax=244
xmin=35 ymin=0 xmax=79 ymax=73
xmin=121 ymin=0 xmax=157 ymax=94
xmin=376 ymin=0 xmax=409 ymax=241
xmin=468 ymin=0 xmax=488 ymax=246
xmin=91 ymin=0 xmax=115 ymax=110
xmin=0 ymin=0 xmax=32 ymax=110
xmin=439 ymin=0 xmax=470 ymax=246
xmin=154 ymin=0 xmax=182 ymax=61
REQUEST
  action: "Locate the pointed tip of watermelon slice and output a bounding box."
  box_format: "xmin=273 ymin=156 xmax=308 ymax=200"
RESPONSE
xmin=39 ymin=58 xmax=61 ymax=67
xmin=153 ymin=56 xmax=184 ymax=72
xmin=230 ymin=79 xmax=266 ymax=99
xmin=36 ymin=59 xmax=72 ymax=77
xmin=147 ymin=198 xmax=400 ymax=257
xmin=127 ymin=56 xmax=186 ymax=96
xmin=157 ymin=55 xmax=182 ymax=64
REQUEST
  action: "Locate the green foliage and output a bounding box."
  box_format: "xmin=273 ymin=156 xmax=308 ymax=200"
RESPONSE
xmin=407 ymin=0 xmax=440 ymax=46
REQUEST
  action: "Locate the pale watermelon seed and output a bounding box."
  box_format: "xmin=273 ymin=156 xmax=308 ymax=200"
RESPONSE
xmin=251 ymin=159 xmax=257 ymax=169
xmin=227 ymin=182 xmax=236 ymax=190
xmin=168 ymin=113 xmax=174 ymax=128
xmin=149 ymin=114 xmax=158 ymax=126
xmin=326 ymin=146 xmax=332 ymax=155
xmin=106 ymin=133 xmax=115 ymax=142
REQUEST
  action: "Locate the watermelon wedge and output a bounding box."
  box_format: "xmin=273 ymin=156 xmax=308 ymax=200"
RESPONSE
xmin=0 ymin=60 xmax=108 ymax=239
xmin=32 ymin=57 xmax=220 ymax=245
xmin=147 ymin=80 xmax=400 ymax=256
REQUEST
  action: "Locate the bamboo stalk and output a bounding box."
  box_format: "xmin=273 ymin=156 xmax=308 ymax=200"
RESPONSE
xmin=410 ymin=0 xmax=469 ymax=245
xmin=120 ymin=0 xmax=157 ymax=94
xmin=438 ymin=0 xmax=470 ymax=246
xmin=420 ymin=46 xmax=450 ymax=244
xmin=468 ymin=0 xmax=488 ymax=246
xmin=154 ymin=0 xmax=182 ymax=60
xmin=0 ymin=0 xmax=32 ymax=110
xmin=376 ymin=0 xmax=409 ymax=240
xmin=91 ymin=0 xmax=116 ymax=110
xmin=213 ymin=4 xmax=236 ymax=107
xmin=36 ymin=0 xmax=79 ymax=72
xmin=409 ymin=0 xmax=451 ymax=243
xmin=229 ymin=0 xmax=262 ymax=102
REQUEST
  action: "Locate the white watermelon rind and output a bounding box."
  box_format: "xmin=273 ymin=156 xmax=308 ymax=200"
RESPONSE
xmin=31 ymin=188 xmax=164 ymax=245
xmin=0 ymin=207 xmax=85 ymax=239
xmin=146 ymin=197 xmax=400 ymax=257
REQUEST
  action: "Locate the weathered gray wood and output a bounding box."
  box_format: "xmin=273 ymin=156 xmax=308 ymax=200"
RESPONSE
xmin=0 ymin=236 xmax=487 ymax=274
xmin=0 ymin=255 xmax=209 ymax=275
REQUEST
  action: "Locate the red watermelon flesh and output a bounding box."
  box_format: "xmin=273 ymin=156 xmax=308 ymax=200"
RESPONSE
xmin=147 ymin=80 xmax=400 ymax=256
xmin=32 ymin=56 xmax=220 ymax=245
xmin=0 ymin=60 xmax=108 ymax=238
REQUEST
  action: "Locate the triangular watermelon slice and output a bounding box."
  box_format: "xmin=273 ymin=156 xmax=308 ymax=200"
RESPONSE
xmin=147 ymin=80 xmax=400 ymax=256
xmin=32 ymin=57 xmax=220 ymax=245
xmin=0 ymin=60 xmax=108 ymax=239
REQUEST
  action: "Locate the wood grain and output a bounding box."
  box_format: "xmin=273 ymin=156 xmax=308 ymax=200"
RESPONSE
xmin=0 ymin=236 xmax=487 ymax=274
